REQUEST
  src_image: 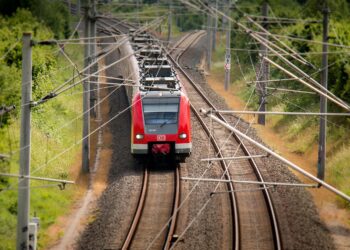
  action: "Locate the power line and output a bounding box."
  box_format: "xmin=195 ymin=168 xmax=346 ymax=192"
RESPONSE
xmin=247 ymin=14 xmax=321 ymax=23
xmin=0 ymin=40 xmax=20 ymax=61
xmin=254 ymin=31 xmax=350 ymax=50
xmin=36 ymin=16 xmax=166 ymax=101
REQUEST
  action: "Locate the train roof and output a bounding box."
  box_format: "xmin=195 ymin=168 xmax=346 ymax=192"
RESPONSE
xmin=139 ymin=76 xmax=180 ymax=92
xmin=139 ymin=90 xmax=182 ymax=97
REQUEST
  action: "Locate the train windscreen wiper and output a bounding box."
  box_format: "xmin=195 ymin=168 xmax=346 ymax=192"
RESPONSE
xmin=160 ymin=120 xmax=169 ymax=127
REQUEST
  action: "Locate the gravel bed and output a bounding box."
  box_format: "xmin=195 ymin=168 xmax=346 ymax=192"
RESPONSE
xmin=77 ymin=30 xmax=334 ymax=250
xmin=179 ymin=33 xmax=334 ymax=250
xmin=77 ymin=38 xmax=143 ymax=249
xmin=174 ymin=116 xmax=233 ymax=250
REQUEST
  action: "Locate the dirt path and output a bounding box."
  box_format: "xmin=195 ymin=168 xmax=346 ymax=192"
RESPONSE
xmin=207 ymin=74 xmax=350 ymax=250
xmin=47 ymin=61 xmax=113 ymax=250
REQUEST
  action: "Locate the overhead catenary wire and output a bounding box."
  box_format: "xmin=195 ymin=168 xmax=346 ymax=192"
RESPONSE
xmin=0 ymin=39 xmax=20 ymax=61
xmin=1 ymin=16 xmax=168 ymax=159
xmin=254 ymin=30 xmax=350 ymax=50
xmin=38 ymin=16 xmax=166 ymax=100
xmin=201 ymin=108 xmax=350 ymax=202
xmin=166 ymin=100 xmax=267 ymax=250
xmin=3 ymin=33 xmax=171 ymax=192
xmin=212 ymin=110 xmax=350 ymax=116
xmin=247 ymin=14 xmax=321 ymax=23
xmin=147 ymin=26 xmax=267 ymax=249
xmin=240 ymin=27 xmax=350 ymax=110
xmin=246 ymin=15 xmax=315 ymax=68
xmin=181 ymin=177 xmax=318 ymax=188
xmin=263 ymin=55 xmax=350 ymax=111
xmin=187 ymin=0 xmax=349 ymax=111
xmin=44 ymin=39 xmax=170 ymax=136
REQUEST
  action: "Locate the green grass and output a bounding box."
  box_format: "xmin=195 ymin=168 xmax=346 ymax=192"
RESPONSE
xmin=328 ymin=145 xmax=350 ymax=208
xmin=0 ymin=44 xmax=83 ymax=249
xmin=210 ymin=32 xmax=350 ymax=210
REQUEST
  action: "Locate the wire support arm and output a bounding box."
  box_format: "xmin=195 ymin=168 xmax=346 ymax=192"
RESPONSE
xmin=246 ymin=16 xmax=315 ymax=68
xmin=200 ymin=108 xmax=350 ymax=202
xmin=263 ymin=56 xmax=350 ymax=111
xmin=212 ymin=110 xmax=350 ymax=116
xmin=0 ymin=172 xmax=74 ymax=189
xmin=195 ymin=1 xmax=350 ymax=111
xmin=181 ymin=177 xmax=318 ymax=188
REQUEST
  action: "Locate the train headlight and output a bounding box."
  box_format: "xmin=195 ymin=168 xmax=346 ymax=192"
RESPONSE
xmin=179 ymin=133 xmax=187 ymax=139
xmin=136 ymin=134 xmax=144 ymax=140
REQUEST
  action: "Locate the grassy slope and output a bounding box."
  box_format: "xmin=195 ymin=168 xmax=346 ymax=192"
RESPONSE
xmin=0 ymin=44 xmax=83 ymax=249
xmin=210 ymin=33 xmax=350 ymax=209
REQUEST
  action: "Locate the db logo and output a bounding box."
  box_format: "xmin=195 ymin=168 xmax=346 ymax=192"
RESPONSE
xmin=157 ymin=135 xmax=166 ymax=141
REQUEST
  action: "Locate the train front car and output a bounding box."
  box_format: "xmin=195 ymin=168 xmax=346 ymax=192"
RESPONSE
xmin=131 ymin=86 xmax=192 ymax=162
xmin=130 ymin=35 xmax=191 ymax=162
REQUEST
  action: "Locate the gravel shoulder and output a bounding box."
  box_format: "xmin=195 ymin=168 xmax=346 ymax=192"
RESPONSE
xmin=76 ymin=31 xmax=335 ymax=250
xmin=180 ymin=33 xmax=335 ymax=250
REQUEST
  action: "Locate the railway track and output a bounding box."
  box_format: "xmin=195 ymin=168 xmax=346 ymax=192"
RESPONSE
xmin=96 ymin=18 xmax=183 ymax=250
xmin=168 ymin=31 xmax=282 ymax=250
xmin=98 ymin=18 xmax=281 ymax=249
xmin=121 ymin=165 xmax=180 ymax=250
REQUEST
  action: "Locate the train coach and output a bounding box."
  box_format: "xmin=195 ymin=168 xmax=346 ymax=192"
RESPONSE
xmin=124 ymin=33 xmax=192 ymax=162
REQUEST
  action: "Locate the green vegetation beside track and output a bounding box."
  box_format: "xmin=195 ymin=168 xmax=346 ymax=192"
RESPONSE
xmin=209 ymin=0 xmax=350 ymax=209
xmin=0 ymin=5 xmax=83 ymax=249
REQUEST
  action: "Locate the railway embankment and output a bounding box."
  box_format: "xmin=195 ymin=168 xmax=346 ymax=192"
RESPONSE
xmin=206 ymin=39 xmax=350 ymax=249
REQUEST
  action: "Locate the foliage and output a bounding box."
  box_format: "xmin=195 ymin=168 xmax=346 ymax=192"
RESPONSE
xmin=177 ymin=11 xmax=205 ymax=32
xmin=0 ymin=9 xmax=83 ymax=250
xmin=210 ymin=0 xmax=350 ymax=207
xmin=0 ymin=0 xmax=70 ymax=39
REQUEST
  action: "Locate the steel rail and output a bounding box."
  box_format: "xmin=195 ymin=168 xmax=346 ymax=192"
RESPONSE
xmin=169 ymin=31 xmax=282 ymax=250
xmin=191 ymin=103 xmax=239 ymax=250
xmin=170 ymin=31 xmax=239 ymax=250
xmin=121 ymin=167 xmax=149 ymax=250
xmin=121 ymin=165 xmax=180 ymax=250
xmin=164 ymin=166 xmax=181 ymax=250
xmin=105 ymin=19 xmax=183 ymax=250
xmin=168 ymin=32 xmax=194 ymax=53
xmin=174 ymin=31 xmax=206 ymax=63
xmin=106 ymin=18 xmax=280 ymax=249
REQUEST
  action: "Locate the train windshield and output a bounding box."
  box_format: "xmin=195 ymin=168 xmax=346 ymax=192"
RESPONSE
xmin=142 ymin=97 xmax=179 ymax=134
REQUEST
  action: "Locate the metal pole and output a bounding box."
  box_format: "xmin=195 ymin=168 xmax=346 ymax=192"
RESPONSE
xmin=212 ymin=0 xmax=218 ymax=51
xmin=82 ymin=0 xmax=90 ymax=173
xmin=77 ymin=0 xmax=81 ymax=16
xmin=17 ymin=32 xmax=32 ymax=250
xmin=167 ymin=0 xmax=172 ymax=42
xmin=258 ymin=0 xmax=268 ymax=125
xmin=224 ymin=0 xmax=231 ymax=91
xmin=317 ymin=1 xmax=329 ymax=180
xmin=90 ymin=0 xmax=97 ymax=117
xmin=206 ymin=10 xmax=212 ymax=70
xmin=200 ymin=109 xmax=350 ymax=202
xmin=136 ymin=0 xmax=140 ymax=26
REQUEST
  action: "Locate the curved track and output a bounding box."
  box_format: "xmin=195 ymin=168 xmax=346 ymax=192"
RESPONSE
xmin=169 ymin=31 xmax=282 ymax=250
xmin=97 ymin=17 xmax=281 ymax=250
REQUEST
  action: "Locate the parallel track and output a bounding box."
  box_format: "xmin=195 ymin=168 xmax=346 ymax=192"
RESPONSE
xmin=97 ymin=18 xmax=182 ymax=250
xmin=169 ymin=31 xmax=282 ymax=250
xmin=98 ymin=17 xmax=281 ymax=249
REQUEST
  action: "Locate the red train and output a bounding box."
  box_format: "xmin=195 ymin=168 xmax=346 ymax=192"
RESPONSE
xmin=126 ymin=35 xmax=192 ymax=162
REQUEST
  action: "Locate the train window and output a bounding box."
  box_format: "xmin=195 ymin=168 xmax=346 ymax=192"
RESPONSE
xmin=142 ymin=98 xmax=180 ymax=134
xmin=143 ymin=103 xmax=178 ymax=125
